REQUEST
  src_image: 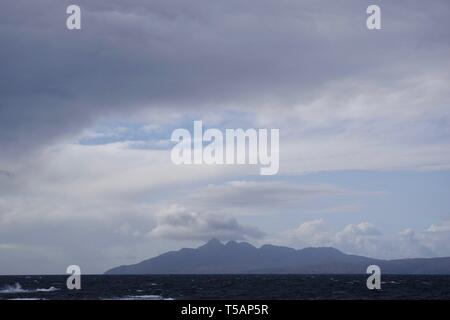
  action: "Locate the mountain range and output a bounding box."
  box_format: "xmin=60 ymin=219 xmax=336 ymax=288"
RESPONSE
xmin=105 ymin=239 xmax=450 ymax=274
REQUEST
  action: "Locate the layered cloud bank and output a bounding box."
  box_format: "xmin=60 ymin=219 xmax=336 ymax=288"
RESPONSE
xmin=0 ymin=0 xmax=450 ymax=273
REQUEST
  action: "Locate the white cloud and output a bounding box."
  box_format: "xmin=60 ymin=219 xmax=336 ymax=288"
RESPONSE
xmin=427 ymin=220 xmax=450 ymax=233
xmin=279 ymin=219 xmax=332 ymax=248
xmin=269 ymin=220 xmax=383 ymax=257
xmin=270 ymin=219 xmax=450 ymax=259
xmin=148 ymin=204 xmax=265 ymax=241
xmin=334 ymin=222 xmax=382 ymax=256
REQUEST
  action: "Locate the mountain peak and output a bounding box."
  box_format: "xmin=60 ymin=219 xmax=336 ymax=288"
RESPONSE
xmin=201 ymin=238 xmax=223 ymax=248
xmin=226 ymin=240 xmax=256 ymax=250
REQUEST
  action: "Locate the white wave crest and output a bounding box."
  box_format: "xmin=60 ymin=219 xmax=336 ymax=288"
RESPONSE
xmin=36 ymin=286 xmax=59 ymax=292
xmin=0 ymin=283 xmax=28 ymax=294
xmin=8 ymin=298 xmax=45 ymax=300
xmin=0 ymin=283 xmax=60 ymax=294
xmin=109 ymin=295 xmax=173 ymax=300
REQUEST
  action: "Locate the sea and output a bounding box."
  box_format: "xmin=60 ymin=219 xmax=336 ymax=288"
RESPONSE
xmin=1 ymin=275 xmax=450 ymax=300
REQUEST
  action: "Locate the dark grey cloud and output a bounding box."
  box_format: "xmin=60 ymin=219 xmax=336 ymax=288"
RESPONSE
xmin=1 ymin=0 xmax=449 ymax=156
xmin=0 ymin=170 xmax=12 ymax=178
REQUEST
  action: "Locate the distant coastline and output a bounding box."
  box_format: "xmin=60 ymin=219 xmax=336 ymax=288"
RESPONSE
xmin=105 ymin=239 xmax=450 ymax=275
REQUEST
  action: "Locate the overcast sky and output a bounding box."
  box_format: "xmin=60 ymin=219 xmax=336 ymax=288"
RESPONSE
xmin=1 ymin=0 xmax=450 ymax=274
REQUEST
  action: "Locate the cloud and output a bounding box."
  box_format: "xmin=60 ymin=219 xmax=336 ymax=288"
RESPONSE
xmin=337 ymin=222 xmax=381 ymax=237
xmin=269 ymin=220 xmax=384 ymax=257
xmin=311 ymin=204 xmax=363 ymax=214
xmin=0 ymin=0 xmax=449 ymax=273
xmin=334 ymin=222 xmax=383 ymax=256
xmin=420 ymin=220 xmax=450 ymax=257
xmin=1 ymin=0 xmax=449 ymax=172
xmin=427 ymin=220 xmax=450 ymax=233
xmin=270 ymin=218 xmax=450 ymax=259
xmin=183 ymin=180 xmax=356 ymax=215
xmin=148 ymin=204 xmax=265 ymax=241
xmin=397 ymin=228 xmax=435 ymax=258
xmin=387 ymin=221 xmax=450 ymax=258
xmin=271 ymin=220 xmax=383 ymax=255
xmin=280 ymin=219 xmax=332 ymax=248
xmin=1 ymin=0 xmax=449 ymax=163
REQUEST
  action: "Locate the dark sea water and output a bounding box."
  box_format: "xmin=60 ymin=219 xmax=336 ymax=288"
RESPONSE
xmin=1 ymin=275 xmax=450 ymax=300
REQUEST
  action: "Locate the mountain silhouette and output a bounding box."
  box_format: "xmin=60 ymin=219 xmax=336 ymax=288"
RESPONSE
xmin=105 ymin=239 xmax=450 ymax=274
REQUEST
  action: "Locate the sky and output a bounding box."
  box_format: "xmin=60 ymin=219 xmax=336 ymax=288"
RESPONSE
xmin=0 ymin=0 xmax=450 ymax=274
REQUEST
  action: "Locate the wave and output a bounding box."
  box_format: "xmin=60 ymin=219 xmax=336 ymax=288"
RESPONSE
xmin=381 ymin=281 xmax=399 ymax=285
xmin=8 ymin=298 xmax=45 ymax=300
xmin=109 ymin=295 xmax=173 ymax=300
xmin=36 ymin=287 xmax=59 ymax=292
xmin=0 ymin=283 xmax=28 ymax=294
xmin=0 ymin=283 xmax=59 ymax=294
